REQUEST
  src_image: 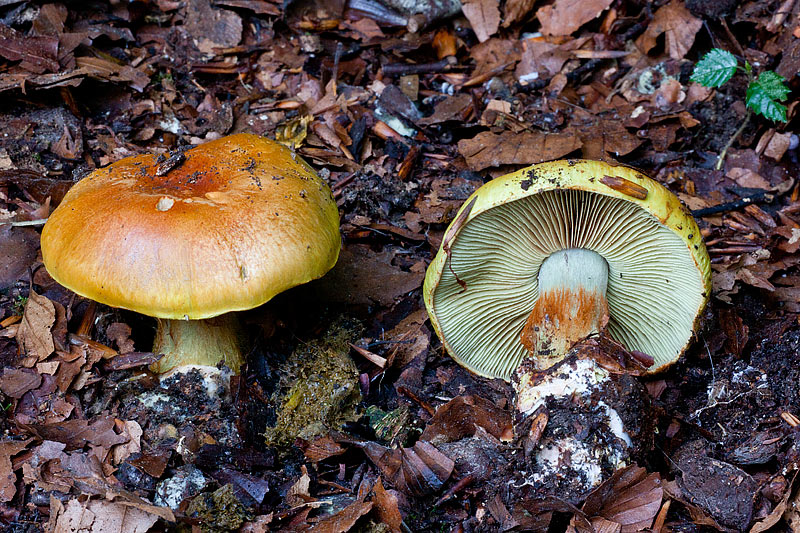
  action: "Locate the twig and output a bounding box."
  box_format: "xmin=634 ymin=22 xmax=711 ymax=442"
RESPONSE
xmin=0 ymin=218 xmax=48 ymax=226
xmin=382 ymin=56 xmax=457 ymax=77
xmin=716 ymin=111 xmax=751 ymax=170
xmin=691 ymin=190 xmax=774 ymax=217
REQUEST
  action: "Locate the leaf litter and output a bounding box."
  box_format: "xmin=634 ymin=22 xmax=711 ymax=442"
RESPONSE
xmin=0 ymin=0 xmax=797 ymax=531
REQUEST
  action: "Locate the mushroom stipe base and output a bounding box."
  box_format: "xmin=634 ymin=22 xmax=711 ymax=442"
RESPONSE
xmin=151 ymin=313 xmax=244 ymax=376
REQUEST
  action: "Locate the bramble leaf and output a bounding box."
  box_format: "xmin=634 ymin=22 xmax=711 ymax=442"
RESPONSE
xmin=746 ymin=71 xmax=790 ymax=122
xmin=690 ymin=48 xmax=738 ymax=87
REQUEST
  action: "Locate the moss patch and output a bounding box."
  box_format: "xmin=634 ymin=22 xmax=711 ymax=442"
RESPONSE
xmin=264 ymin=319 xmax=361 ymax=447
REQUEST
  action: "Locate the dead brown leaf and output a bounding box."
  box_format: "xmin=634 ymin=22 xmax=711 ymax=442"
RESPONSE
xmin=0 ymin=23 xmax=59 ymax=73
xmin=74 ymin=57 xmax=150 ymax=92
xmin=47 ymin=497 xmax=160 ymax=533
xmin=314 ymin=246 xmax=425 ymax=307
xmin=0 ymin=226 xmax=40 ymax=290
xmin=420 ymin=395 xmax=513 ymax=444
xmin=300 ymin=434 xmax=347 ymax=463
xmin=418 ymin=94 xmax=473 ymax=126
xmin=462 ymin=0 xmax=501 ymax=43
xmin=372 ymin=478 xmax=403 ymax=532
xmin=307 ymin=500 xmax=372 ymax=532
xmin=537 ymin=0 xmax=614 ymax=36
xmin=0 ymin=439 xmax=32 ymax=502
xmin=106 ymin=323 xmax=135 ymax=354
xmin=0 ymin=367 xmax=42 ymax=398
xmin=458 ymin=130 xmax=582 ymax=171
xmin=635 ymin=0 xmax=702 ymax=60
xmin=16 ymin=289 xmax=56 ymax=363
xmin=503 ymin=0 xmax=537 ymax=27
xmin=515 ymin=39 xmax=571 ymax=83
xmin=184 ymin=0 xmax=243 ymax=55
xmin=286 ymin=467 xmax=313 ymax=507
xmin=360 ymin=440 xmax=454 ymax=497
xmin=579 ymin=465 xmax=663 ymax=532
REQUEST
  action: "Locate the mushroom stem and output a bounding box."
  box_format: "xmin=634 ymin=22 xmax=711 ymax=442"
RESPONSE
xmin=515 ymin=248 xmax=609 ymax=415
xmin=150 ymin=313 xmax=244 ymax=375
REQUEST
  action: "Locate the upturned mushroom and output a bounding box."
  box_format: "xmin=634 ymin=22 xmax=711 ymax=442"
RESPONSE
xmin=425 ymin=159 xmax=710 ymax=410
xmin=41 ymin=133 xmax=340 ymax=376
xmin=424 ymin=160 xmax=711 ymax=494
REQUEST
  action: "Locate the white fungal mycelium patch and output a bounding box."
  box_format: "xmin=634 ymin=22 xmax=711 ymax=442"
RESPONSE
xmin=522 ymin=357 xmax=609 ymax=414
xmin=536 ymin=438 xmax=604 ymax=487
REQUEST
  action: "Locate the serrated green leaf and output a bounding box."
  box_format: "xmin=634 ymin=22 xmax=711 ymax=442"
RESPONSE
xmin=690 ymin=49 xmax=738 ymax=87
xmin=746 ymin=88 xmax=788 ymax=122
xmin=751 ymin=71 xmax=790 ymax=100
xmin=746 ymin=71 xmax=790 ymax=122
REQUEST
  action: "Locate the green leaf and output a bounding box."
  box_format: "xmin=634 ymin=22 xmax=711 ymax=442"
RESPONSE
xmin=690 ymin=49 xmax=738 ymax=87
xmin=746 ymin=71 xmax=790 ymax=122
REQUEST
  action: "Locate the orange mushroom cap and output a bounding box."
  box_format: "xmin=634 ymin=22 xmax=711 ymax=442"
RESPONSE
xmin=41 ymin=133 xmax=341 ymax=319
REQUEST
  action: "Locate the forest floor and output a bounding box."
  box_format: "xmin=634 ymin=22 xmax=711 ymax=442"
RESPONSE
xmin=0 ymin=0 xmax=799 ymax=531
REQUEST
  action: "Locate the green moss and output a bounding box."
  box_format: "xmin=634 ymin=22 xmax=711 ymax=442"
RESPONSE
xmin=264 ymin=319 xmax=361 ymax=447
xmin=185 ymin=484 xmax=249 ymax=532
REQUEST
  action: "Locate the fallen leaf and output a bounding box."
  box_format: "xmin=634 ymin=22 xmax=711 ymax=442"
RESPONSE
xmin=286 ymin=467 xmax=313 ymax=507
xmin=0 ymin=439 xmax=32 ymax=501
xmin=0 ymin=23 xmax=59 ymax=73
xmin=48 ymin=497 xmax=160 ymax=533
xmin=515 ymin=39 xmax=571 ymax=84
xmin=420 ymin=395 xmax=513 ymax=444
xmin=726 ymin=167 xmax=771 ymax=189
xmin=106 ymin=323 xmax=135 ymax=354
xmin=537 ymin=0 xmax=614 ymax=36
xmin=360 ymin=440 xmax=454 ymax=497
xmin=458 ymin=130 xmax=581 ymax=171
xmin=462 ymin=0 xmax=501 ymax=43
xmin=16 ymin=289 xmax=56 ymax=363
xmin=307 ymin=500 xmax=372 ymax=532
xmin=0 ymin=226 xmax=40 ymax=290
xmin=314 ymin=246 xmax=425 ymax=307
xmin=0 ymin=367 xmax=42 ymax=398
xmin=635 ymin=0 xmax=702 ymax=60
xmin=418 ymin=94 xmax=473 ymax=125
xmin=503 ymin=0 xmax=537 ymax=27
xmin=372 ymin=478 xmax=403 ymax=532
xmin=300 ymin=434 xmax=347 ymax=463
xmin=184 ymin=0 xmax=243 ymax=55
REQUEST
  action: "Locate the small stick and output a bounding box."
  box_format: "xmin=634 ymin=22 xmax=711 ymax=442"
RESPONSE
xmin=76 ymin=301 xmax=97 ymax=337
xmin=349 ymin=343 xmax=387 ymax=368
xmin=382 ymin=56 xmax=457 ymax=77
xmin=434 ymin=474 xmax=476 ymax=506
xmin=716 ymin=112 xmax=751 ymax=171
xmin=0 ymin=218 xmax=48 ymax=226
xmin=691 ymin=191 xmax=774 ymax=217
xmin=396 ymin=385 xmax=436 ymax=416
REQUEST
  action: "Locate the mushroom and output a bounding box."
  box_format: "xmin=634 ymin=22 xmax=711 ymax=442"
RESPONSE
xmin=41 ymin=133 xmax=341 ymax=377
xmin=424 ymin=160 xmax=710 ymax=494
xmin=425 ymin=159 xmax=710 ymax=408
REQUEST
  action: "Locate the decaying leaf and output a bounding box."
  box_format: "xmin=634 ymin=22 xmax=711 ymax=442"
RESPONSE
xmin=536 ymin=0 xmax=614 ymax=36
xmin=461 ymin=0 xmax=501 ymax=43
xmin=0 ymin=439 xmax=32 ymax=502
xmin=306 ymin=500 xmax=372 ymax=532
xmin=578 ymin=465 xmax=663 ymax=532
xmin=47 ymin=497 xmax=160 ymax=533
xmin=0 ymin=226 xmax=40 ymax=290
xmin=359 ymin=440 xmax=454 ymax=497
xmin=420 ymin=394 xmax=513 ymax=444
xmin=16 ymin=289 xmax=56 ymax=363
xmin=458 ymin=130 xmax=582 ymax=171
xmin=372 ymin=478 xmax=403 ymax=532
xmin=0 ymin=367 xmax=42 ymax=398
xmin=635 ymin=0 xmax=702 ymax=60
